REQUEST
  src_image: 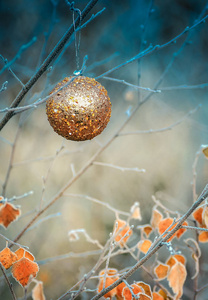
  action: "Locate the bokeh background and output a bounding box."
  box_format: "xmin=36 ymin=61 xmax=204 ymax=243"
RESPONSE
xmin=0 ymin=0 xmax=208 ymax=299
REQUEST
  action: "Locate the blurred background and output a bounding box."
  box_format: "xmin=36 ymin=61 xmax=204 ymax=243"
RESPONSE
xmin=0 ymin=0 xmax=208 ymax=299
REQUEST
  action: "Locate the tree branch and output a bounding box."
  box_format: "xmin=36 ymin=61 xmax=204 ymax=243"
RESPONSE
xmin=0 ymin=0 xmax=99 ymax=131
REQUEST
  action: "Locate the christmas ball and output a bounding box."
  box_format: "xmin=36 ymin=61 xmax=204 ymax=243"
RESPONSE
xmin=46 ymin=76 xmax=111 ymax=141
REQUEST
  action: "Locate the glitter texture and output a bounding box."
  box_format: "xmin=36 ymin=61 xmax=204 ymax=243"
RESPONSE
xmin=46 ymin=76 xmax=111 ymax=141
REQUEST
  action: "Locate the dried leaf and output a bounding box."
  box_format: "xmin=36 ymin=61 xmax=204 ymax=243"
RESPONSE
xmin=158 ymin=289 xmax=168 ymax=299
xmin=15 ymin=248 xmax=35 ymax=261
xmin=202 ymin=206 xmax=208 ymax=228
xmin=0 ymin=247 xmax=17 ymax=269
xmin=202 ymin=146 xmax=208 ymax=158
xmin=136 ymin=282 xmax=152 ymax=297
xmin=158 ymin=218 xmax=187 ymax=241
xmin=154 ymin=263 xmax=169 ymax=280
xmin=68 ymin=231 xmax=79 ymax=241
xmin=143 ymin=225 xmax=153 ymax=237
xmin=152 ymin=292 xmax=165 ymax=300
xmin=0 ymin=203 xmax=21 ymax=228
xmin=167 ymin=261 xmax=187 ymax=299
xmin=122 ymin=283 xmax=144 ymax=300
xmin=32 ymin=281 xmax=46 ymax=300
xmin=166 ymin=256 xmax=177 ymax=268
xmin=114 ymin=219 xmax=132 ymax=247
xmin=192 ymin=207 xmax=203 ymax=225
xmin=173 ymin=254 xmax=186 ymax=265
xmin=12 ymin=257 xmax=39 ymax=287
xmin=130 ymin=202 xmax=142 ymax=220
xmin=116 ymin=281 xmax=126 ymax=300
xmin=97 ymin=269 xmax=119 ymax=299
xmin=198 ymin=231 xmax=208 ymax=243
xmin=138 ymin=239 xmax=152 ymax=254
xmin=158 ymin=218 xmax=175 ymax=241
xmin=151 ymin=208 xmax=163 ymax=229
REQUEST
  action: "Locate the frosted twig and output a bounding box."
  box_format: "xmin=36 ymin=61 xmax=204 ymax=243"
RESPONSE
xmin=103 ymin=76 xmax=161 ymax=93
xmin=93 ymin=161 xmax=146 ymax=173
xmin=119 ymin=104 xmax=200 ymax=136
xmin=96 ymin=14 xmax=208 ymax=79
xmin=91 ymin=185 xmax=208 ymax=300
xmin=0 ymin=264 xmax=17 ymax=300
xmin=103 ymin=226 xmax=118 ymax=290
xmin=2 ymin=127 xmax=20 ymax=197
xmin=154 ymin=4 xmax=208 ymax=90
xmin=192 ymin=147 xmax=201 ymax=202
xmin=38 ymin=249 xmax=103 ymax=265
xmin=87 ymin=52 xmax=119 ymax=72
xmin=71 ymin=163 xmax=76 ymax=177
xmin=77 ymin=7 xmax=106 ymax=31
xmin=68 ymin=228 xmax=104 ymax=249
xmin=8 ymin=191 xmax=34 ymax=202
xmin=64 ymin=193 xmax=130 ymax=217
xmin=151 ymin=195 xmax=181 ymax=217
xmin=123 ymin=279 xmax=138 ymax=299
xmin=0 ymin=233 xmax=29 ymax=249
xmin=40 ymin=143 xmax=65 ymax=209
xmin=25 ymin=213 xmax=61 ymax=232
xmin=0 ymin=37 xmax=37 ymax=75
xmin=0 ymin=81 xmax=8 ymax=92
xmin=160 ymin=82 xmax=208 ymax=91
xmin=0 ymin=0 xmax=100 ymax=130
xmin=13 ymin=148 xmax=82 ymax=166
xmin=58 ymin=231 xmax=116 ymax=300
xmin=182 ymin=225 xmax=208 ymax=232
xmin=37 ymin=0 xmax=59 ymax=67
xmin=0 ymin=76 xmax=77 ymax=114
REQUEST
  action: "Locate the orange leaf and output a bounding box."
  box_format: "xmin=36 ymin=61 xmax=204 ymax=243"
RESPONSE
xmin=173 ymin=254 xmax=186 ymax=265
xmin=193 ymin=207 xmax=203 ymax=225
xmin=154 ymin=263 xmax=169 ymax=280
xmin=167 ymin=261 xmax=187 ymax=299
xmin=97 ymin=269 xmax=119 ymax=299
xmin=158 ymin=289 xmax=167 ymax=299
xmin=138 ymin=239 xmax=152 ymax=254
xmin=152 ymin=292 xmax=165 ymax=300
xmin=166 ymin=256 xmax=177 ymax=268
xmin=12 ymin=257 xmax=39 ymax=287
xmin=198 ymin=231 xmax=208 ymax=243
xmin=150 ymin=208 xmax=163 ymax=229
xmin=135 ymin=282 xmax=152 ymax=297
xmin=32 ymin=281 xmax=46 ymax=300
xmin=0 ymin=203 xmax=21 ymax=228
xmin=0 ymin=247 xmax=17 ymax=269
xmin=202 ymin=206 xmax=208 ymax=228
xmin=114 ymin=219 xmax=132 ymax=247
xmin=116 ymin=281 xmax=126 ymax=300
xmin=158 ymin=218 xmax=175 ymax=241
xmin=122 ymin=283 xmax=144 ymax=300
xmin=143 ymin=225 xmax=153 ymax=237
xmin=158 ymin=218 xmax=187 ymax=241
xmin=15 ymin=248 xmax=35 ymax=261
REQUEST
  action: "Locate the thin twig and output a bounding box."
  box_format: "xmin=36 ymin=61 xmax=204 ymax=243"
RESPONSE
xmin=91 ymin=184 xmax=208 ymax=299
xmin=119 ymin=104 xmax=200 ymax=136
xmin=0 ymin=264 xmax=17 ymax=300
xmin=2 ymin=126 xmax=20 ymax=197
xmin=0 ymin=0 xmax=100 ymax=130
xmin=96 ymin=14 xmax=208 ymax=80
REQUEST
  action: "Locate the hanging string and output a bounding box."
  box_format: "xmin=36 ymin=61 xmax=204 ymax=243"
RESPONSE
xmin=66 ymin=1 xmax=82 ymax=72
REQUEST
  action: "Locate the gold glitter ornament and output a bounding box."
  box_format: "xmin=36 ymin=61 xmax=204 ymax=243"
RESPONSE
xmin=46 ymin=76 xmax=111 ymax=141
